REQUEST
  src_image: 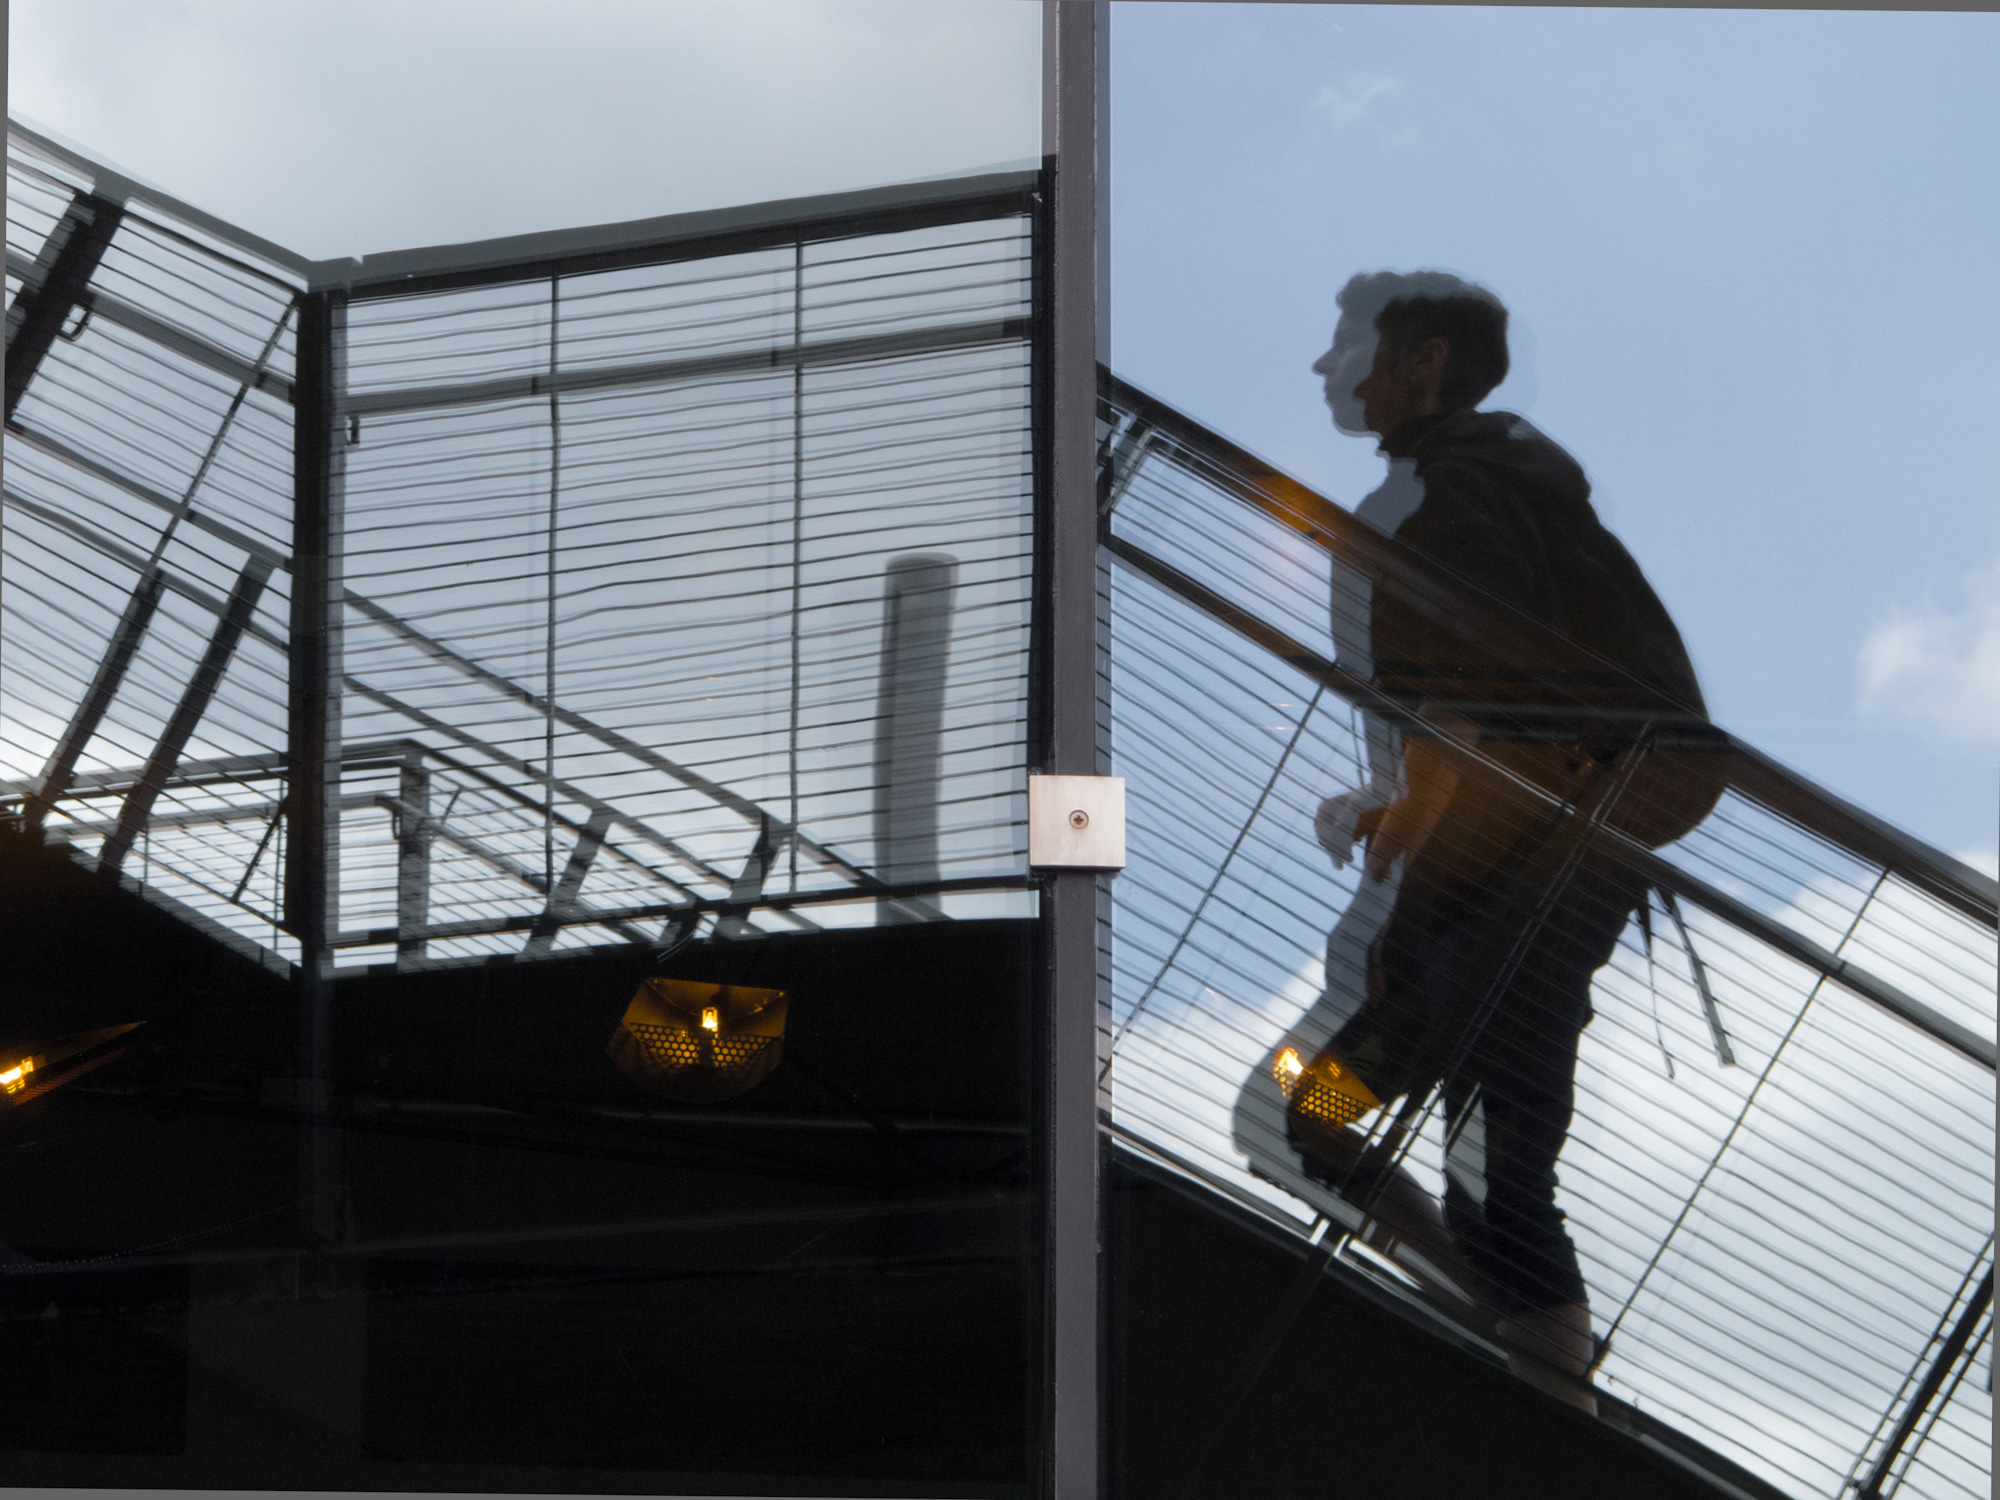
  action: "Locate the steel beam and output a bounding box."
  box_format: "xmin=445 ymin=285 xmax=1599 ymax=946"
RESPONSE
xmin=317 ymin=173 xmax=1038 ymax=300
xmin=98 ymin=556 xmax=273 ymax=873
xmin=9 ymin=118 xmax=312 ymax=282
xmin=4 ymin=191 xmax=125 ymax=420
xmin=341 ymin=316 xmax=1029 ymax=420
xmin=7 ymin=424 xmax=291 ymax=570
xmin=523 ymin=806 xmax=614 ymax=955
xmin=5 ymin=248 xmax=296 ymax=403
xmin=341 ymin=676 xmax=721 ymax=894
xmin=23 ymin=568 xmax=166 ymax=827
xmin=341 ymin=590 xmax=874 ymax=888
xmin=710 ymin=815 xmax=779 ymax=941
xmin=1858 ymin=1263 xmax=1994 ymax=1498
xmin=333 ymin=872 xmax=1033 ymax=949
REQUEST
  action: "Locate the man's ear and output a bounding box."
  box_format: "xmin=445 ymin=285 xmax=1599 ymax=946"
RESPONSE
xmin=1405 ymin=336 xmax=1451 ymax=409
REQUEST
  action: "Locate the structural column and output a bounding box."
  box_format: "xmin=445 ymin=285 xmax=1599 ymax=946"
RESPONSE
xmin=287 ymin=288 xmax=347 ymax=1245
xmin=1042 ymin=4 xmax=1109 ymax=1498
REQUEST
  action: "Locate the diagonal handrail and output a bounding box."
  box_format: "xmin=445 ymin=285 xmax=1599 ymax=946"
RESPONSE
xmin=1097 ymin=393 xmax=1996 ymax=1073
xmin=1103 ymin=528 xmax=1994 ymax=1073
xmin=1100 ymin=367 xmax=1999 ymax=933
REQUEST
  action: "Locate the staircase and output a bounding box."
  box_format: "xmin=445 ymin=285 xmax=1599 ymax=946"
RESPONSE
xmin=2 ymin=116 xmax=1991 ymax=1497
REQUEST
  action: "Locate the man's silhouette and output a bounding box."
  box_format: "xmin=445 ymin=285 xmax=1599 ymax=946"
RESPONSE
xmin=1243 ymin=271 xmax=1710 ymax=1413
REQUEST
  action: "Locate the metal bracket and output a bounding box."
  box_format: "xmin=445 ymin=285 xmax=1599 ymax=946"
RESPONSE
xmin=1028 ymin=774 xmax=1125 ymax=872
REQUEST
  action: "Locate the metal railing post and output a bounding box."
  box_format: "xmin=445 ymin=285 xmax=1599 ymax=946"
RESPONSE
xmin=287 ymin=288 xmax=347 ymax=1245
xmin=1042 ymin=4 xmax=1108 ymax=1497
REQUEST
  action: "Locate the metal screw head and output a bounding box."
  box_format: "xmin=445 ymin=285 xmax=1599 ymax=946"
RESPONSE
xmin=1068 ymin=808 xmax=1090 ymax=830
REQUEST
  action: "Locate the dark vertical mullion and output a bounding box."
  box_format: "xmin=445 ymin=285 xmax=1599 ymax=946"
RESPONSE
xmin=789 ymin=237 xmax=805 ymax=893
xmin=1043 ymin=5 xmax=1107 ymax=1499
xmin=543 ymin=275 xmax=561 ymax=897
xmin=287 ymin=287 xmax=346 ymax=1246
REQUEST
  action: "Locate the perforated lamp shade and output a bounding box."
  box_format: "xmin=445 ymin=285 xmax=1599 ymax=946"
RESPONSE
xmin=1275 ymin=1044 xmax=1383 ymax=1131
xmin=608 ymin=978 xmax=787 ymax=1103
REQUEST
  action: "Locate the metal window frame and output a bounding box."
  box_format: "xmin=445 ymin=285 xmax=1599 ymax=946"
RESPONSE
xmin=1039 ymin=6 xmax=1109 ymax=1499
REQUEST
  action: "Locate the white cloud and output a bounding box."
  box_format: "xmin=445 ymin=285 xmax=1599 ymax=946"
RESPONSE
xmin=1309 ymin=73 xmax=1401 ymax=128
xmin=1858 ymin=556 xmax=2000 ymax=744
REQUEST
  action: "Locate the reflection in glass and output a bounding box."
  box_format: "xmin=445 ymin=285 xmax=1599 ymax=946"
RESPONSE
xmin=1103 ymin=11 xmax=1997 ymax=1484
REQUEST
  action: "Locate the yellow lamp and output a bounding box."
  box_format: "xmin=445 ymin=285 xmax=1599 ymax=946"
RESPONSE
xmin=608 ymin=978 xmax=787 ymax=1103
xmin=0 ymin=1022 xmax=145 ymax=1106
xmin=1274 ymin=1044 xmax=1382 ymax=1131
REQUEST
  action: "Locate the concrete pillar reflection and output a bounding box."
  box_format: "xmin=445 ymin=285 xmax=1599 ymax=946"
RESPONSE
xmin=873 ymin=553 xmax=957 ymax=923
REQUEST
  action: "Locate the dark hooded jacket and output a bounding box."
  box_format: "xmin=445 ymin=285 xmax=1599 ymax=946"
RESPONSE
xmin=1368 ymin=408 xmax=1705 ymax=738
xmin=1343 ymin=408 xmax=1713 ymax=1099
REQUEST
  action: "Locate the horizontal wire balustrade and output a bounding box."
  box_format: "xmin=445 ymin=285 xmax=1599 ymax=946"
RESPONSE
xmin=2 ymin=124 xmax=1039 ymax=968
xmin=1097 ymin=371 xmax=1996 ymax=1500
xmin=8 ymin=113 xmax=1994 ymax=1499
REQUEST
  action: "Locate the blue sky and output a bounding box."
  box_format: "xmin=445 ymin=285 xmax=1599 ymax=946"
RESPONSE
xmin=1109 ymin=3 xmax=2000 ymax=867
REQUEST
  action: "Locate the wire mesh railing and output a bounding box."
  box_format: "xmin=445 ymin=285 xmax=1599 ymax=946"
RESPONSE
xmin=3 ymin=123 xmax=1040 ymax=968
xmin=1098 ymin=370 xmax=1996 ymax=1500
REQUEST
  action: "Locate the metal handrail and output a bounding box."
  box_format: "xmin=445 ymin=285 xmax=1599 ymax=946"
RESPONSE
xmin=1100 ymin=367 xmax=2000 ymax=934
xmin=1100 ymin=527 xmax=1994 ymax=1073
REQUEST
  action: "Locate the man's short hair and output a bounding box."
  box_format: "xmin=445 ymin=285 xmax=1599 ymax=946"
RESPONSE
xmin=1337 ymin=270 xmax=1510 ymax=411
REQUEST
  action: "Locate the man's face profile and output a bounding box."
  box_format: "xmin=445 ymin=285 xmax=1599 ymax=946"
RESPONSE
xmin=1312 ymin=314 xmax=1376 ymax=437
xmin=1353 ymin=333 xmax=1441 ymax=440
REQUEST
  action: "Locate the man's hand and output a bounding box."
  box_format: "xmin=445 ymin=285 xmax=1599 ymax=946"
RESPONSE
xmin=1314 ymin=784 xmax=1393 ymax=870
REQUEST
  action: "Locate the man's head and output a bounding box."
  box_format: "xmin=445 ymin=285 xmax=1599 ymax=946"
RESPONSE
xmin=1312 ymin=271 xmax=1510 ymax=438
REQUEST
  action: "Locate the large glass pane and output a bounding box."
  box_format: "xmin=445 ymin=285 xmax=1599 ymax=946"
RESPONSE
xmin=1103 ymin=6 xmax=1996 ymax=1497
xmin=1 ymin=5 xmax=1045 ymax=1492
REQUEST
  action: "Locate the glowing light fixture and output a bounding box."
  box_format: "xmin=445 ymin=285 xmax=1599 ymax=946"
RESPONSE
xmin=609 ymin=978 xmax=787 ymax=1103
xmin=0 ymin=1023 xmax=145 ymax=1107
xmin=1275 ymin=1044 xmax=1382 ymax=1131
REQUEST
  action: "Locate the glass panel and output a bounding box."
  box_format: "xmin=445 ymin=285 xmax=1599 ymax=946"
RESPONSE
xmin=1105 ymin=6 xmax=1997 ymax=1497
xmin=1 ymin=4 xmax=1043 ymax=1492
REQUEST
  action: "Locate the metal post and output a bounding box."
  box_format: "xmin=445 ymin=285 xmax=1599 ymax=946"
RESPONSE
xmin=395 ymin=752 xmax=431 ymax=968
xmin=874 ymin=553 xmax=958 ymax=924
xmin=1042 ymin=5 xmax=1107 ymax=1497
xmin=287 ymin=288 xmax=347 ymax=1246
